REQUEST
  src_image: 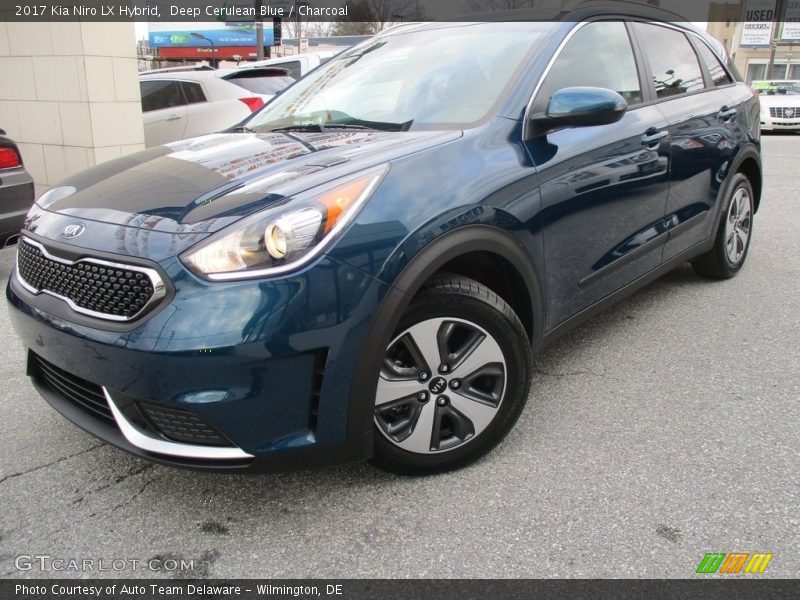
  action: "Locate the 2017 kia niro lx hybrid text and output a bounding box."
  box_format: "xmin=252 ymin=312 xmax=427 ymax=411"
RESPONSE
xmin=8 ymin=9 xmax=762 ymax=475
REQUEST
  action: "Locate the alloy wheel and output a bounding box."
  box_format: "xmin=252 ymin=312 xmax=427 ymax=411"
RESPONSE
xmin=374 ymin=318 xmax=507 ymax=454
xmin=725 ymin=187 xmax=751 ymax=265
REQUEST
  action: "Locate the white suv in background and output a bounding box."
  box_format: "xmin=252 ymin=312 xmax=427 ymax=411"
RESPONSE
xmin=139 ymin=67 xmax=295 ymax=147
xmin=245 ymin=51 xmax=337 ymax=79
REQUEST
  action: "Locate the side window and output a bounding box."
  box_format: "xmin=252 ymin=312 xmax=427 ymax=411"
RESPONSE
xmin=140 ymin=80 xmax=185 ymax=112
xmin=538 ymin=22 xmax=643 ymax=107
xmin=694 ymin=40 xmax=734 ymax=87
xmin=180 ymin=82 xmax=207 ymax=105
xmin=634 ymin=24 xmax=705 ymax=98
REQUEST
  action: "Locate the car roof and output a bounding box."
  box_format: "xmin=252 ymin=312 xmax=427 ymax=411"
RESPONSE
xmin=139 ymin=70 xmax=221 ymax=81
xmin=382 ymin=3 xmax=725 ymax=63
xmin=245 ymin=51 xmax=336 ymax=69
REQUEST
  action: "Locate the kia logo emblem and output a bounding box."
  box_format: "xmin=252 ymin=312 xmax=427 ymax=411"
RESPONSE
xmin=62 ymin=223 xmax=85 ymax=240
xmin=429 ymin=377 xmax=448 ymax=395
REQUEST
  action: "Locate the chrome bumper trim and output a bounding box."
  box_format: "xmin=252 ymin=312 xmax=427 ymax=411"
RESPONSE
xmin=103 ymin=388 xmax=254 ymax=461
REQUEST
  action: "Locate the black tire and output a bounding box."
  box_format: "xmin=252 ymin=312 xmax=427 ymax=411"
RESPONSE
xmin=370 ymin=274 xmax=532 ymax=475
xmin=692 ymin=173 xmax=755 ymax=280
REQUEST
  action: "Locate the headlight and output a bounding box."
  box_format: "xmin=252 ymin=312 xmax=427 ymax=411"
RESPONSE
xmin=181 ymin=165 xmax=388 ymax=280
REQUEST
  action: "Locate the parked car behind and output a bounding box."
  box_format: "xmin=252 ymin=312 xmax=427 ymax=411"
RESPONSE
xmin=752 ymin=80 xmax=800 ymax=132
xmin=246 ymin=51 xmax=337 ymax=79
xmin=8 ymin=3 xmax=762 ymax=475
xmin=0 ymin=129 xmax=34 ymax=247
xmin=139 ymin=66 xmax=295 ymax=146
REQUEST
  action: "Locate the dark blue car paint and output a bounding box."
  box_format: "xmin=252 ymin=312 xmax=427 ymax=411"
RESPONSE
xmin=6 ymin=17 xmax=762 ymax=471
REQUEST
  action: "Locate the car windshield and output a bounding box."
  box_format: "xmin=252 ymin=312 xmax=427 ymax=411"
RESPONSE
xmin=753 ymin=81 xmax=800 ymax=95
xmin=245 ymin=22 xmax=553 ymax=132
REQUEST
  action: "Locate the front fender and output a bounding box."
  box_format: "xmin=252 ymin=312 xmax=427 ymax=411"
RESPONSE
xmin=347 ymin=224 xmax=545 ymax=450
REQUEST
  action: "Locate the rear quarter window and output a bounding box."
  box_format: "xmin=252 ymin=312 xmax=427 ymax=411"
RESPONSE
xmin=180 ymin=81 xmax=207 ymax=104
xmin=694 ymin=40 xmax=734 ymax=87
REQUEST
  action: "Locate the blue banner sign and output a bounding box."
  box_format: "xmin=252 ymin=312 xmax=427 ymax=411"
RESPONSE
xmin=148 ymin=27 xmax=274 ymax=47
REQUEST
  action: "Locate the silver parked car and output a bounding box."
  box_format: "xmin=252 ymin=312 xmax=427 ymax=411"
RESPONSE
xmin=139 ymin=66 xmax=295 ymax=147
xmin=0 ymin=129 xmax=34 ymax=247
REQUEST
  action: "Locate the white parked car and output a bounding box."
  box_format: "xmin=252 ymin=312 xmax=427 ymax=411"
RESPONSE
xmin=753 ymin=80 xmax=800 ymax=132
xmin=244 ymin=51 xmax=337 ymax=79
xmin=139 ymin=66 xmax=295 ymax=147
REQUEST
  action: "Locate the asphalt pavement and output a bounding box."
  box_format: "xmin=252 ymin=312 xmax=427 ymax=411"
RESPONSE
xmin=0 ymin=135 xmax=798 ymax=579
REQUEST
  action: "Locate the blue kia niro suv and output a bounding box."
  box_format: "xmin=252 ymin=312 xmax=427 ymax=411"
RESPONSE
xmin=7 ymin=4 xmax=762 ymax=474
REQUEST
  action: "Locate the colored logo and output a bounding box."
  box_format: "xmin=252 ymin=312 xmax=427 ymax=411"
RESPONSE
xmin=696 ymin=552 xmax=773 ymax=574
xmin=61 ymin=223 xmax=85 ymax=240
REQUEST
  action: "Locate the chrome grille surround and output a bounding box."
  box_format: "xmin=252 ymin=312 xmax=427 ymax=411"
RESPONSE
xmin=15 ymin=236 xmax=166 ymax=322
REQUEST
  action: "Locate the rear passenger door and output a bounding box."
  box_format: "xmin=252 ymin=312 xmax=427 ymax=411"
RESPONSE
xmin=632 ymin=23 xmax=739 ymax=262
xmin=531 ymin=21 xmax=672 ymax=330
xmin=140 ymin=80 xmax=188 ymax=147
xmin=177 ymin=81 xmax=215 ymax=140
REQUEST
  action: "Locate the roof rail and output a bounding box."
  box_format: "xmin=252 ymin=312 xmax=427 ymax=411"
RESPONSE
xmin=562 ymin=0 xmax=687 ymax=21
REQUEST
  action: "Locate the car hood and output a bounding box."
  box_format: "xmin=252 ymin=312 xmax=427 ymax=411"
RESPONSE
xmin=40 ymin=130 xmax=461 ymax=235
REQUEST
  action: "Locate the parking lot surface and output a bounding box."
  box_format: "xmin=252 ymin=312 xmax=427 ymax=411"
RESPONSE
xmin=0 ymin=135 xmax=798 ymax=579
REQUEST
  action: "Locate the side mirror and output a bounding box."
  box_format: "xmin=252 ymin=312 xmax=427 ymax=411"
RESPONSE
xmin=530 ymin=87 xmax=628 ymax=136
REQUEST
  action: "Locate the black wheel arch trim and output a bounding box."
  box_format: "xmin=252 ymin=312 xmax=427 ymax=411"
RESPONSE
xmin=730 ymin=144 xmax=762 ymax=211
xmin=348 ymin=224 xmax=544 ymax=449
xmin=708 ymin=145 xmax=762 ymax=239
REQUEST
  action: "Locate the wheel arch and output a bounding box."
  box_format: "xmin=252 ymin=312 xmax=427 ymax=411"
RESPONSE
xmin=348 ymin=225 xmax=544 ymax=449
xmin=736 ymin=155 xmax=762 ymax=213
xmin=731 ymin=145 xmax=763 ymax=213
xmin=386 ymin=225 xmax=543 ymax=343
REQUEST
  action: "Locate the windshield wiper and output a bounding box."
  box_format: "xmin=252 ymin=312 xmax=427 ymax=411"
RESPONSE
xmin=268 ymin=124 xmax=325 ymax=133
xmin=266 ymin=119 xmax=413 ymax=134
xmin=325 ymin=119 xmax=413 ymax=132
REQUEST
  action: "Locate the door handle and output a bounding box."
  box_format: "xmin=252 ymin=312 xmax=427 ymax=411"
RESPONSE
xmin=719 ymin=106 xmax=738 ymax=121
xmin=641 ymin=129 xmax=668 ymax=147
xmin=164 ymin=114 xmax=183 ymax=121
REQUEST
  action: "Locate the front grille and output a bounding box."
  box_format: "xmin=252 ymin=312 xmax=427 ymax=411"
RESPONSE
xmin=17 ymin=239 xmax=161 ymax=321
xmin=32 ymin=354 xmax=114 ymax=424
xmin=769 ymin=107 xmax=800 ymax=118
xmin=138 ymin=403 xmax=233 ymax=447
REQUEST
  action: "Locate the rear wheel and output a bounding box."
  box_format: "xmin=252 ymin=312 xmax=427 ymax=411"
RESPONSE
xmin=692 ymin=173 xmax=754 ymax=280
xmin=370 ymin=275 xmax=532 ymax=475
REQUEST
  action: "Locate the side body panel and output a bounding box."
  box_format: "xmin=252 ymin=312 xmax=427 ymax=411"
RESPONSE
xmin=656 ymin=90 xmax=739 ymax=261
xmin=529 ymin=109 xmax=671 ymax=330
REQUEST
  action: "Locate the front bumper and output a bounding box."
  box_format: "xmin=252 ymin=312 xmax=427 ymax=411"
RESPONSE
xmin=7 ymin=233 xmax=388 ymax=472
xmin=760 ymin=116 xmax=800 ymax=131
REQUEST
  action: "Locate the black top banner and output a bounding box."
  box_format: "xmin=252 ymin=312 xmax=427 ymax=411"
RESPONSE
xmin=0 ymin=0 xmax=788 ymax=23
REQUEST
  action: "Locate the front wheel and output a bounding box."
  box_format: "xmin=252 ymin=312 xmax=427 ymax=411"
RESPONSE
xmin=692 ymin=173 xmax=754 ymax=279
xmin=370 ymin=275 xmax=532 ymax=475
